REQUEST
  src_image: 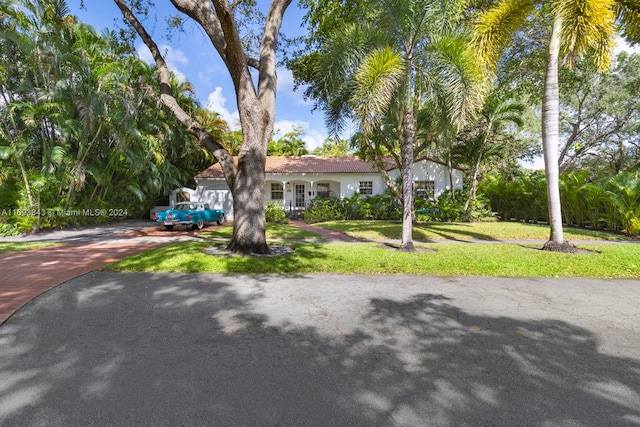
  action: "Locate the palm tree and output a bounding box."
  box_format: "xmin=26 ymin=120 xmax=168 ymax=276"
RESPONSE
xmin=295 ymin=0 xmax=485 ymax=251
xmin=473 ymin=0 xmax=640 ymax=251
xmin=461 ymin=93 xmax=525 ymax=212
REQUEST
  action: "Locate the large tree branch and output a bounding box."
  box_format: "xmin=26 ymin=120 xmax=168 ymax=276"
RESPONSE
xmin=113 ymin=0 xmax=236 ymax=187
xmin=170 ymin=0 xmax=228 ymax=64
xmin=211 ymin=0 xmax=250 ymax=90
xmin=258 ymin=0 xmax=292 ymax=99
xmin=171 ymin=1 xmax=260 ymax=87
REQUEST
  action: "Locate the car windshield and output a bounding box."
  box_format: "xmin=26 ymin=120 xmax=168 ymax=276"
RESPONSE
xmin=175 ymin=203 xmax=198 ymax=210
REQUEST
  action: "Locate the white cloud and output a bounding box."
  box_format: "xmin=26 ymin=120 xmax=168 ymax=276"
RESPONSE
xmin=519 ymin=156 xmax=545 ymax=170
xmin=273 ymin=119 xmax=326 ymax=151
xmin=136 ymin=43 xmax=188 ymax=82
xmin=205 ymin=87 xmax=240 ymax=129
xmin=614 ymin=37 xmax=640 ymax=56
xmin=303 ymin=130 xmax=326 ymax=151
xmin=273 ymin=119 xmax=304 ymax=135
xmin=277 ymin=68 xmax=313 ymax=106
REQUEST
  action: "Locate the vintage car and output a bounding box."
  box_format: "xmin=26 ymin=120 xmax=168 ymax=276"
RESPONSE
xmin=154 ymin=202 xmax=225 ymax=230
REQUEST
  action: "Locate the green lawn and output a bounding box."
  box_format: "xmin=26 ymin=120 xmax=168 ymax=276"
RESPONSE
xmin=0 ymin=242 xmax=60 ymax=254
xmin=315 ymin=220 xmax=631 ymax=241
xmin=106 ymin=221 xmax=639 ymax=278
xmin=201 ymin=223 xmax=323 ymax=240
xmin=108 ymin=241 xmax=640 ymax=278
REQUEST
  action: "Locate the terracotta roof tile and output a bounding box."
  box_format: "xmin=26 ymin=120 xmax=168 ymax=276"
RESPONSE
xmin=195 ymin=156 xmax=393 ymax=179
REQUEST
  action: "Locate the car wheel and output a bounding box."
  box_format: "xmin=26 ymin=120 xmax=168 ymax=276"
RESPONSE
xmin=193 ymin=220 xmax=204 ymax=230
xmin=217 ymin=215 xmax=225 ymax=225
xmin=165 ymin=225 xmax=174 ymax=231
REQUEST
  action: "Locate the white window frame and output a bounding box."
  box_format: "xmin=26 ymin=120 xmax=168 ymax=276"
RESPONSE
xmin=359 ymin=181 xmax=373 ymax=195
xmin=414 ymin=180 xmax=436 ymax=199
xmin=271 ymin=183 xmax=284 ymax=200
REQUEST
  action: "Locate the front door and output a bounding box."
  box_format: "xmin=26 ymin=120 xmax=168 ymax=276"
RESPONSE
xmin=295 ymin=184 xmax=306 ymax=208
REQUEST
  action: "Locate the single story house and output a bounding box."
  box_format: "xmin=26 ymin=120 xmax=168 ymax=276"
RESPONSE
xmin=168 ymin=156 xmax=463 ymax=219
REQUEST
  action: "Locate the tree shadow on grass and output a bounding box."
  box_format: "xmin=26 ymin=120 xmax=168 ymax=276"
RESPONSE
xmin=1 ymin=273 xmax=639 ymax=426
xmin=108 ymin=241 xmax=331 ymax=275
xmin=414 ymin=223 xmax=499 ymax=242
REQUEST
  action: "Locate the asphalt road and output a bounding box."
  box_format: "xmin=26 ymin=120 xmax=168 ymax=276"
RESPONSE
xmin=1 ymin=272 xmax=639 ymax=426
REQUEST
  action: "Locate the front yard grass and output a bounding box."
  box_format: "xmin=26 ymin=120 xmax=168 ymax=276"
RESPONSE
xmin=0 ymin=242 xmax=60 ymax=254
xmin=201 ymin=223 xmax=323 ymax=240
xmin=316 ymin=220 xmax=632 ymax=241
xmin=107 ymin=241 xmax=640 ymax=278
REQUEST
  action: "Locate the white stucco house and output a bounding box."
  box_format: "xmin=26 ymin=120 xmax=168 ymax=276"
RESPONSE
xmin=169 ymin=156 xmax=463 ymax=219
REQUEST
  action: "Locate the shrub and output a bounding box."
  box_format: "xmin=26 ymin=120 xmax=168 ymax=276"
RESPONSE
xmin=478 ymin=171 xmax=640 ymax=236
xmin=265 ymin=201 xmax=288 ymax=223
xmin=303 ymin=198 xmax=345 ymax=223
xmin=0 ymin=222 xmax=20 ymax=237
xmin=627 ymin=217 xmax=640 ymax=237
xmin=304 ymin=190 xmax=403 ymax=223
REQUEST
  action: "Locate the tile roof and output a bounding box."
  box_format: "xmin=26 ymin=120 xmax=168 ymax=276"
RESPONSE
xmin=195 ymin=156 xmax=394 ymax=179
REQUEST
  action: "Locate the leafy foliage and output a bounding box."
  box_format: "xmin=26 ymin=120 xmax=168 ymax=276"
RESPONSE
xmin=0 ymin=0 xmax=216 ymax=234
xmin=265 ymin=201 xmax=288 ymax=223
xmin=479 ymin=170 xmax=640 ymax=237
xmin=303 ymin=191 xmax=401 ymax=223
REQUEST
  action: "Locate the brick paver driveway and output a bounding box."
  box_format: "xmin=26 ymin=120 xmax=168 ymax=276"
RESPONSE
xmin=0 ymin=221 xmax=212 ymax=324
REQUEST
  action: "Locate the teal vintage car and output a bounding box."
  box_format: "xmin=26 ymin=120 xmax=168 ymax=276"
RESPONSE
xmin=154 ymin=202 xmax=225 ymax=230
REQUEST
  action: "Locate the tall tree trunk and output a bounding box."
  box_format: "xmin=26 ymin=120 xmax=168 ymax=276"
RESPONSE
xmin=114 ymin=0 xmax=292 ymax=254
xmin=18 ymin=157 xmax=34 ymax=209
xmin=464 ymin=149 xmax=484 ymax=211
xmin=400 ymin=108 xmax=415 ymax=251
xmin=542 ymin=15 xmax=575 ymax=252
xmin=464 ymin=127 xmax=492 ymax=212
xmin=64 ymin=123 xmax=104 ymax=210
xmin=228 ymin=151 xmax=269 ymax=254
xmin=400 ymin=55 xmax=415 ymax=251
xmin=447 ymin=146 xmax=455 ymax=203
xmin=228 ymin=98 xmax=272 ymax=254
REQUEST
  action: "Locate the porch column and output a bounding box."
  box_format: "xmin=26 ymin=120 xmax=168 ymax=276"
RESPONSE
xmin=282 ymin=181 xmax=288 ymax=212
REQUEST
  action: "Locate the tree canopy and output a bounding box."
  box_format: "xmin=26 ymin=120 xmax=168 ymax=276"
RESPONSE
xmin=0 ymin=0 xmax=211 ymax=233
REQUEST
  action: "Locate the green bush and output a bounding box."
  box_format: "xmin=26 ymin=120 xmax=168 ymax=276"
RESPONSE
xmin=627 ymin=217 xmax=640 ymax=237
xmin=479 ymin=171 xmax=547 ymax=223
xmin=0 ymin=222 xmax=20 ymax=237
xmin=303 ymin=198 xmax=345 ymax=223
xmin=265 ymin=201 xmax=288 ymax=223
xmin=305 ymin=189 xmax=487 ymax=224
xmin=304 ymin=190 xmax=403 ymax=224
xmin=478 ymin=170 xmax=640 ymax=237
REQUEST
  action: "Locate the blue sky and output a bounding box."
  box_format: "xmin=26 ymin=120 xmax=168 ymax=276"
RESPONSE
xmin=66 ymin=1 xmax=330 ymax=150
xmin=65 ymin=2 xmax=640 ymax=169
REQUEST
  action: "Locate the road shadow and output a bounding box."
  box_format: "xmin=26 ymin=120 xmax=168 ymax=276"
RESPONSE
xmin=1 ymin=273 xmax=639 ymax=426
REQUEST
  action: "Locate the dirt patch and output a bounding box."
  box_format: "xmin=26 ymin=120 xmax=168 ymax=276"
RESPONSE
xmin=521 ymin=244 xmax=601 ymax=255
xmin=378 ymin=243 xmax=437 ymax=253
xmin=202 ymin=244 xmax=295 ymax=258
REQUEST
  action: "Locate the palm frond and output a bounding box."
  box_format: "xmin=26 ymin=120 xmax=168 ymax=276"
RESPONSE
xmin=425 ymin=32 xmax=488 ymax=130
xmin=311 ymin=22 xmax=388 ymax=136
xmin=615 ymin=0 xmax=640 ymax=44
xmin=350 ymin=47 xmax=404 ymax=135
xmin=471 ymin=0 xmax=536 ymax=69
xmin=555 ymin=0 xmax=617 ymax=70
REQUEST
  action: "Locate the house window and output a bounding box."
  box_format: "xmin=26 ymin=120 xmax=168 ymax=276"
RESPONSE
xmin=317 ymin=183 xmax=331 ymax=199
xmin=271 ymin=183 xmax=284 ymax=200
xmin=414 ymin=180 xmax=435 ymax=199
xmin=359 ymin=181 xmax=373 ymax=195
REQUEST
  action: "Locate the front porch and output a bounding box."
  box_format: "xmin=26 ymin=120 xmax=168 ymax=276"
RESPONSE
xmin=266 ymin=179 xmax=340 ymax=218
